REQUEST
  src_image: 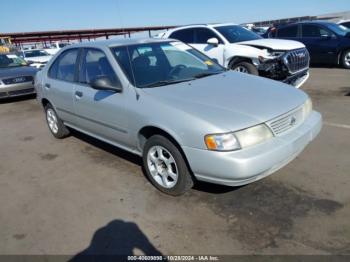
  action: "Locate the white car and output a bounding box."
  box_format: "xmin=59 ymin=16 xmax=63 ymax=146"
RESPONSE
xmin=162 ymin=24 xmax=310 ymax=88
xmin=19 ymin=49 xmax=53 ymax=69
xmin=338 ymin=20 xmax=350 ymax=29
xmin=44 ymin=42 xmax=70 ymax=55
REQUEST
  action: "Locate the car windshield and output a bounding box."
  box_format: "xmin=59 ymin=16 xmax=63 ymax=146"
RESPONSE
xmin=111 ymin=41 xmax=225 ymax=88
xmin=327 ymin=23 xmax=350 ymax=36
xmin=214 ymin=25 xmax=262 ymax=43
xmin=24 ymin=50 xmax=49 ymax=58
xmin=0 ymin=54 xmax=28 ymax=68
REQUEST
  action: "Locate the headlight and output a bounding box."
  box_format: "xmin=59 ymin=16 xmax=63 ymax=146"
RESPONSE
xmin=235 ymin=124 xmax=273 ymax=149
xmin=205 ymin=124 xmax=273 ymax=151
xmin=303 ymin=98 xmax=312 ymax=119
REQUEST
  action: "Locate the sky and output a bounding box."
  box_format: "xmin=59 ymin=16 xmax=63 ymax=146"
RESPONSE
xmin=1 ymin=0 xmax=350 ymax=33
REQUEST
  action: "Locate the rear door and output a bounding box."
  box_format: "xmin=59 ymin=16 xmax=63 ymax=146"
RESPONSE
xmin=74 ymin=48 xmax=129 ymax=145
xmin=45 ymin=48 xmax=80 ymax=124
xmin=300 ymin=24 xmax=338 ymax=64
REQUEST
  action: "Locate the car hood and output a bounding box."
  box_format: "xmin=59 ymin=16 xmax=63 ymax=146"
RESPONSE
xmin=0 ymin=66 xmax=38 ymax=78
xmin=238 ymin=38 xmax=305 ymax=50
xmin=25 ymin=56 xmax=52 ymax=63
xmin=142 ymin=71 xmax=307 ymax=131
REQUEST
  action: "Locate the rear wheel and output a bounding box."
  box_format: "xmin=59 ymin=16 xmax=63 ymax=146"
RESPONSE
xmin=341 ymin=50 xmax=350 ymax=69
xmin=143 ymin=135 xmax=194 ymax=196
xmin=44 ymin=103 xmax=70 ymax=139
xmin=231 ymin=61 xmax=259 ymax=75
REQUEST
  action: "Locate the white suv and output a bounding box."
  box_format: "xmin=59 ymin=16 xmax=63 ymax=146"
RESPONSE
xmin=162 ymin=24 xmax=310 ymax=88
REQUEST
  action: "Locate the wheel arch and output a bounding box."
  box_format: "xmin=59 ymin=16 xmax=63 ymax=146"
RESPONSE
xmin=137 ymin=125 xmax=194 ymax=174
xmin=338 ymin=48 xmax=350 ymax=65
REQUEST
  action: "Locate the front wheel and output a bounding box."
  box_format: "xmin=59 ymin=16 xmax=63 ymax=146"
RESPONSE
xmin=143 ymin=135 xmax=194 ymax=196
xmin=341 ymin=50 xmax=350 ymax=69
xmin=231 ymin=61 xmax=259 ymax=75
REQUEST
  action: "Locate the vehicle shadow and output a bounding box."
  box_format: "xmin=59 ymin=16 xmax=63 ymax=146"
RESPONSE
xmin=0 ymin=94 xmax=36 ymax=104
xmin=70 ymin=219 xmax=164 ymax=261
xmin=70 ymin=129 xmax=142 ymax=166
xmin=193 ymin=180 xmax=243 ymax=194
xmin=70 ymin=129 xmax=242 ymax=195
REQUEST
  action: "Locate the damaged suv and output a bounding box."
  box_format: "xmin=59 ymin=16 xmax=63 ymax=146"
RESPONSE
xmin=162 ymin=24 xmax=310 ymax=88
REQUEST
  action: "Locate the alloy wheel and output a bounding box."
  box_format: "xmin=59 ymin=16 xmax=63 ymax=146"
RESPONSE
xmin=147 ymin=146 xmax=178 ymax=188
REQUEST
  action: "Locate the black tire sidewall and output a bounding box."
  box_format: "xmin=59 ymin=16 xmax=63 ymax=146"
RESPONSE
xmin=142 ymin=135 xmax=193 ymax=196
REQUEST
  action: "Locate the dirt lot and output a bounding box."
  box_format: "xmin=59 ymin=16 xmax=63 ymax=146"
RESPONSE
xmin=0 ymin=67 xmax=349 ymax=256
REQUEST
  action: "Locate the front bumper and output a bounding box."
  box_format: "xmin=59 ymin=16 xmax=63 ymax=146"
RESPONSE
xmin=0 ymin=82 xmax=36 ymax=99
xmin=283 ymin=70 xmax=309 ymax=89
xmin=182 ymin=111 xmax=322 ymax=187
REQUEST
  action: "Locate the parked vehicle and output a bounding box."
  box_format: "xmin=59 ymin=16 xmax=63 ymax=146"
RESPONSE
xmin=338 ymin=20 xmax=350 ymax=29
xmin=18 ymin=49 xmax=53 ymax=69
xmin=0 ymin=53 xmax=38 ymax=99
xmin=45 ymin=42 xmax=70 ymax=55
xmin=162 ymin=24 xmax=310 ymax=88
xmin=35 ymin=38 xmax=322 ymax=195
xmin=264 ymin=21 xmax=350 ymax=69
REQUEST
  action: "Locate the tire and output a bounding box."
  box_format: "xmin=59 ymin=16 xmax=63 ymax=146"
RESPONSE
xmin=143 ymin=135 xmax=194 ymax=196
xmin=231 ymin=61 xmax=259 ymax=75
xmin=341 ymin=50 xmax=350 ymax=69
xmin=44 ymin=103 xmax=70 ymax=139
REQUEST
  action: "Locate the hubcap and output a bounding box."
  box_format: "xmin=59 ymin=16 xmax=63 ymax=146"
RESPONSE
xmin=147 ymin=146 xmax=178 ymax=189
xmin=46 ymin=108 xmax=59 ymax=134
xmin=233 ymin=66 xmax=249 ymax=73
xmin=344 ymin=51 xmax=350 ymax=67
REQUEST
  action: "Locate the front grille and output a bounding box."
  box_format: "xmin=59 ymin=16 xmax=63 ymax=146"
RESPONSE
xmin=267 ymin=107 xmax=303 ymax=136
xmin=2 ymin=76 xmax=33 ymax=85
xmin=8 ymin=88 xmax=35 ymax=96
xmin=283 ymin=48 xmax=310 ymax=74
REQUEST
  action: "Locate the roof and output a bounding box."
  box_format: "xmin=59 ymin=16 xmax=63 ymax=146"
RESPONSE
xmin=64 ymin=37 xmax=172 ymax=48
xmin=167 ymin=23 xmax=238 ymax=31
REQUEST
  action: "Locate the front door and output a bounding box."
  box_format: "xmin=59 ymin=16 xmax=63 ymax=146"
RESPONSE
xmin=73 ymin=48 xmax=129 ymax=146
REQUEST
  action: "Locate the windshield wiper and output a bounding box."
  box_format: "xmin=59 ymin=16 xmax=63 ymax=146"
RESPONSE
xmin=140 ymin=78 xmax=194 ymax=88
xmin=193 ymin=71 xmax=223 ymax=79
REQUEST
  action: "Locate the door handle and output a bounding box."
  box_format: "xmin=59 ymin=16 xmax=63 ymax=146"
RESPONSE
xmin=75 ymin=91 xmax=83 ymax=99
xmin=44 ymin=83 xmax=51 ymax=89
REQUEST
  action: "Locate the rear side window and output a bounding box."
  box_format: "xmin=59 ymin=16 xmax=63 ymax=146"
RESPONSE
xmin=79 ymin=48 xmax=119 ymax=85
xmin=49 ymin=49 xmax=79 ymax=82
xmin=194 ymin=28 xmax=222 ymax=44
xmin=302 ymin=25 xmax=331 ymax=37
xmin=169 ymin=29 xmax=195 ymax=43
xmin=277 ymin=25 xmax=298 ymax=37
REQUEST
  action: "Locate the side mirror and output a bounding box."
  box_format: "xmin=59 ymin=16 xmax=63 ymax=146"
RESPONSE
xmin=90 ymin=76 xmax=122 ymax=93
xmin=207 ymin=38 xmax=219 ymax=47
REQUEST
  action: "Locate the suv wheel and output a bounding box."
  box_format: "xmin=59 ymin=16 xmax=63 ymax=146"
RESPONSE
xmin=143 ymin=135 xmax=194 ymax=196
xmin=232 ymin=62 xmax=259 ymax=75
xmin=44 ymin=104 xmax=70 ymax=139
xmin=341 ymin=50 xmax=350 ymax=69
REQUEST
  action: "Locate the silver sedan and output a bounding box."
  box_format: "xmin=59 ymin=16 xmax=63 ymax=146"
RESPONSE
xmin=35 ymin=38 xmax=322 ymax=196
